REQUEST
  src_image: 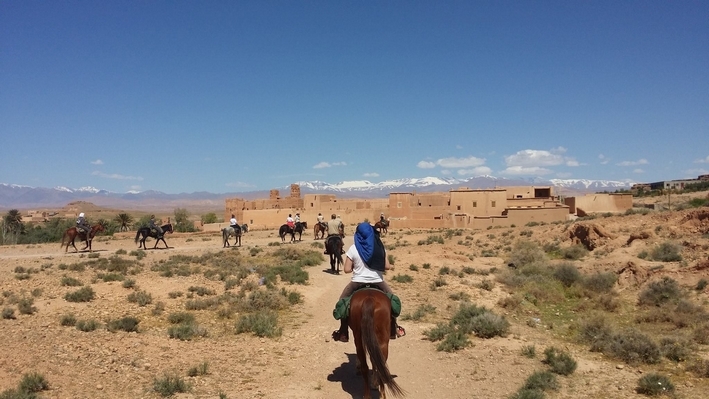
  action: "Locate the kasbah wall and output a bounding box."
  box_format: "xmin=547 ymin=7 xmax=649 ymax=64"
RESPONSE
xmin=206 ymin=184 xmax=632 ymax=232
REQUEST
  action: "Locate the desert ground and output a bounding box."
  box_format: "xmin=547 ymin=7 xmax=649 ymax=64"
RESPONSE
xmin=1 ymin=201 xmax=709 ymax=399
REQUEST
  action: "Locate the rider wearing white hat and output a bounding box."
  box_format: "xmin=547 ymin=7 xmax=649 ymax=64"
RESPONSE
xmin=76 ymin=212 xmax=90 ymax=234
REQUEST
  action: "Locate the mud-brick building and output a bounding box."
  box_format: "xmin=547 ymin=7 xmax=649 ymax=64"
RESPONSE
xmin=389 ymin=186 xmax=569 ymax=229
xmin=224 ymin=184 xmax=389 ymax=230
xmin=564 ymin=193 xmax=633 ymax=216
xmin=224 ymin=184 xmax=572 ymax=230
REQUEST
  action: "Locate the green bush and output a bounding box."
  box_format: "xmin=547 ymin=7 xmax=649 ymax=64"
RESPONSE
xmin=235 ymin=311 xmax=282 ymax=338
xmin=97 ymin=272 xmax=124 ymax=282
xmin=638 ymin=277 xmax=682 ymax=306
xmin=423 ymin=323 xmax=453 ymax=342
xmin=76 ymin=319 xmax=100 ymax=332
xmin=542 ymin=347 xmax=577 ymax=375
xmin=582 ymin=272 xmax=617 ymax=293
xmin=2 ymin=308 xmax=16 ymax=320
xmin=16 ymin=298 xmax=36 ymax=315
xmin=636 ymin=373 xmax=674 ymax=396
xmin=167 ymin=312 xmax=196 ymax=325
xmin=391 ymin=274 xmax=413 ymax=283
xmin=695 ymin=278 xmax=707 ymax=291
xmin=521 ymin=345 xmax=536 ymax=358
xmin=153 ymin=373 xmax=190 ymax=397
xmin=560 ymin=245 xmax=588 ymax=260
xmin=522 ymin=371 xmax=559 ymax=392
xmin=60 ymin=276 xmax=83 ymax=287
xmin=401 ymin=303 xmax=436 ymax=321
xmin=553 ymin=263 xmax=582 ymax=287
xmin=478 ymin=279 xmax=495 ymax=291
xmin=127 ymin=290 xmax=153 ymax=307
xmin=509 ymin=388 xmax=545 ymax=399
xmin=187 ymin=361 xmax=209 ymax=377
xmin=64 ymin=286 xmax=95 ymax=302
xmin=18 ymin=371 xmax=49 ymax=393
xmin=60 ymin=313 xmax=77 ymax=326
xmin=168 ymin=323 xmax=207 ymax=341
xmin=687 ymin=359 xmax=709 ymax=378
xmin=508 ymin=240 xmax=547 ymax=269
xmin=693 ymin=323 xmax=709 ymax=345
xmin=650 ymin=242 xmax=682 ymax=262
xmin=436 ymin=330 xmax=470 ymax=352
xmin=107 ymin=316 xmax=140 ymax=333
xmin=188 ymin=286 xmax=216 ymax=296
xmin=605 ymin=329 xmax=661 ymax=365
xmin=659 ymin=337 xmax=691 ymax=362
xmin=468 ymin=312 xmax=510 ymax=338
xmin=451 ymin=303 xmax=509 ymax=338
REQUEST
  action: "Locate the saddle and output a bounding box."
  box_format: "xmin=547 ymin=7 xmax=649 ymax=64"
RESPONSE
xmin=332 ymin=288 xmax=401 ymax=321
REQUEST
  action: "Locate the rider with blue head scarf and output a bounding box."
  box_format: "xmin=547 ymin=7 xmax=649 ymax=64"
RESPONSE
xmin=331 ymin=222 xmax=405 ymax=343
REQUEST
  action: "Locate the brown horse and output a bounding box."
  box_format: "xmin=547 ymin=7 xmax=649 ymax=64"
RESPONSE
xmin=349 ymin=289 xmax=404 ymax=399
xmin=61 ymin=224 xmax=105 ymax=253
xmin=374 ymin=220 xmax=389 ymax=235
xmin=313 ymin=222 xmax=327 ymax=239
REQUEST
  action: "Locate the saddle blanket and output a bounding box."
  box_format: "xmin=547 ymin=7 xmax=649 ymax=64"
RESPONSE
xmin=333 ymin=291 xmax=401 ymax=320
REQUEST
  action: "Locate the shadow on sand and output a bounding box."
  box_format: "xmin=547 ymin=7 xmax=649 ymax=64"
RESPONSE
xmin=327 ymin=352 xmax=400 ymax=399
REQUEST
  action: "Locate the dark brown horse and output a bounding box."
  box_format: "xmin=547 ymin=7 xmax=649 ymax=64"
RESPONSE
xmin=134 ymin=223 xmax=174 ymax=250
xmin=61 ymin=224 xmax=105 ymax=253
xmin=349 ymin=289 xmax=404 ymax=399
xmin=313 ymin=222 xmax=327 ymax=240
xmin=279 ymin=221 xmax=308 ymax=242
xmin=374 ymin=220 xmax=389 ymax=235
xmin=325 ymin=235 xmax=344 ymax=274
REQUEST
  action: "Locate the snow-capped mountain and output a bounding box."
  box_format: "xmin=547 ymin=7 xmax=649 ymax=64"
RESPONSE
xmin=548 ymin=179 xmax=634 ymax=190
xmin=0 ymin=176 xmax=635 ymax=210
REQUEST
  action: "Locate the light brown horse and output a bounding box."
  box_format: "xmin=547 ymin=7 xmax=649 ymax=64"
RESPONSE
xmin=313 ymin=222 xmax=326 ymax=239
xmin=61 ymin=224 xmax=105 ymax=253
xmin=349 ymin=289 xmax=404 ymax=399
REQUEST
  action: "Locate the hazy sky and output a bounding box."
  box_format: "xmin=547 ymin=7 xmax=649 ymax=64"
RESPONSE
xmin=1 ymin=1 xmax=707 ymax=193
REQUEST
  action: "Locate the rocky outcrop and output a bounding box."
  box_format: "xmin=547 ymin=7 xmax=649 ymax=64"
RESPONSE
xmin=568 ymin=222 xmax=615 ymax=251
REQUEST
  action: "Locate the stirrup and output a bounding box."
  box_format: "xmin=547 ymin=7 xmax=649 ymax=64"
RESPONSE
xmin=331 ymin=330 xmax=348 ymax=343
xmin=391 ymin=325 xmax=406 ymax=339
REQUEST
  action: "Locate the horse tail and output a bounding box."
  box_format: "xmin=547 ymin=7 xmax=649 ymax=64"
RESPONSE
xmin=60 ymin=230 xmax=68 ymax=248
xmin=361 ymin=296 xmax=404 ymax=398
xmin=134 ymin=229 xmax=141 ymax=244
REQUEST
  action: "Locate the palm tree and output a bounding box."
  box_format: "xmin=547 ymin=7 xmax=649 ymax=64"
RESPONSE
xmin=114 ymin=213 xmax=134 ymax=232
xmin=2 ymin=209 xmax=24 ymax=244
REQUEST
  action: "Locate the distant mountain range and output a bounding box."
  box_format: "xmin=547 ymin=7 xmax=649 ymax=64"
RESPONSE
xmin=0 ymin=176 xmax=633 ymax=210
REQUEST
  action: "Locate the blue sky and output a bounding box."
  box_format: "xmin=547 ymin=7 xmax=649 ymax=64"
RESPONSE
xmin=1 ymin=1 xmax=707 ymax=193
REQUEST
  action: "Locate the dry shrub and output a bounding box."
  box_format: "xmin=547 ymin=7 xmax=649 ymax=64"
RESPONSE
xmin=638 ymin=277 xmax=683 ymax=307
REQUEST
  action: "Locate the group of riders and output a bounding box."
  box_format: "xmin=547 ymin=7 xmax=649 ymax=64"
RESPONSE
xmin=77 ymin=213 xmax=165 ymax=237
xmin=76 ymin=209 xmax=403 ymax=344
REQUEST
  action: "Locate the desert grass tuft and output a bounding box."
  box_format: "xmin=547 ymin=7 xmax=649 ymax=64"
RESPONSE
xmin=235 ymin=311 xmax=282 ymax=338
xmin=187 ymin=362 xmax=209 ymax=377
xmin=636 ymin=373 xmax=674 ymax=396
xmin=153 ymin=373 xmax=190 ymax=397
xmin=107 ymin=316 xmax=140 ymax=333
xmin=542 ymin=347 xmax=577 ymax=375
xmin=127 ymin=290 xmax=153 ymax=306
xmin=2 ymin=308 xmax=16 ymax=320
xmin=64 ymin=286 xmax=95 ymax=302
xmin=75 ymin=319 xmax=100 ymax=332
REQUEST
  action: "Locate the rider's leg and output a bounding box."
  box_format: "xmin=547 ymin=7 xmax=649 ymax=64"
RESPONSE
xmin=333 ymin=282 xmax=361 ymax=341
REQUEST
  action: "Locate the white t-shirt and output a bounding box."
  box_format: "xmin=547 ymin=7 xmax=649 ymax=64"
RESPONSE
xmin=230 ymin=218 xmax=237 ymax=225
xmin=346 ymin=244 xmax=384 ymax=284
